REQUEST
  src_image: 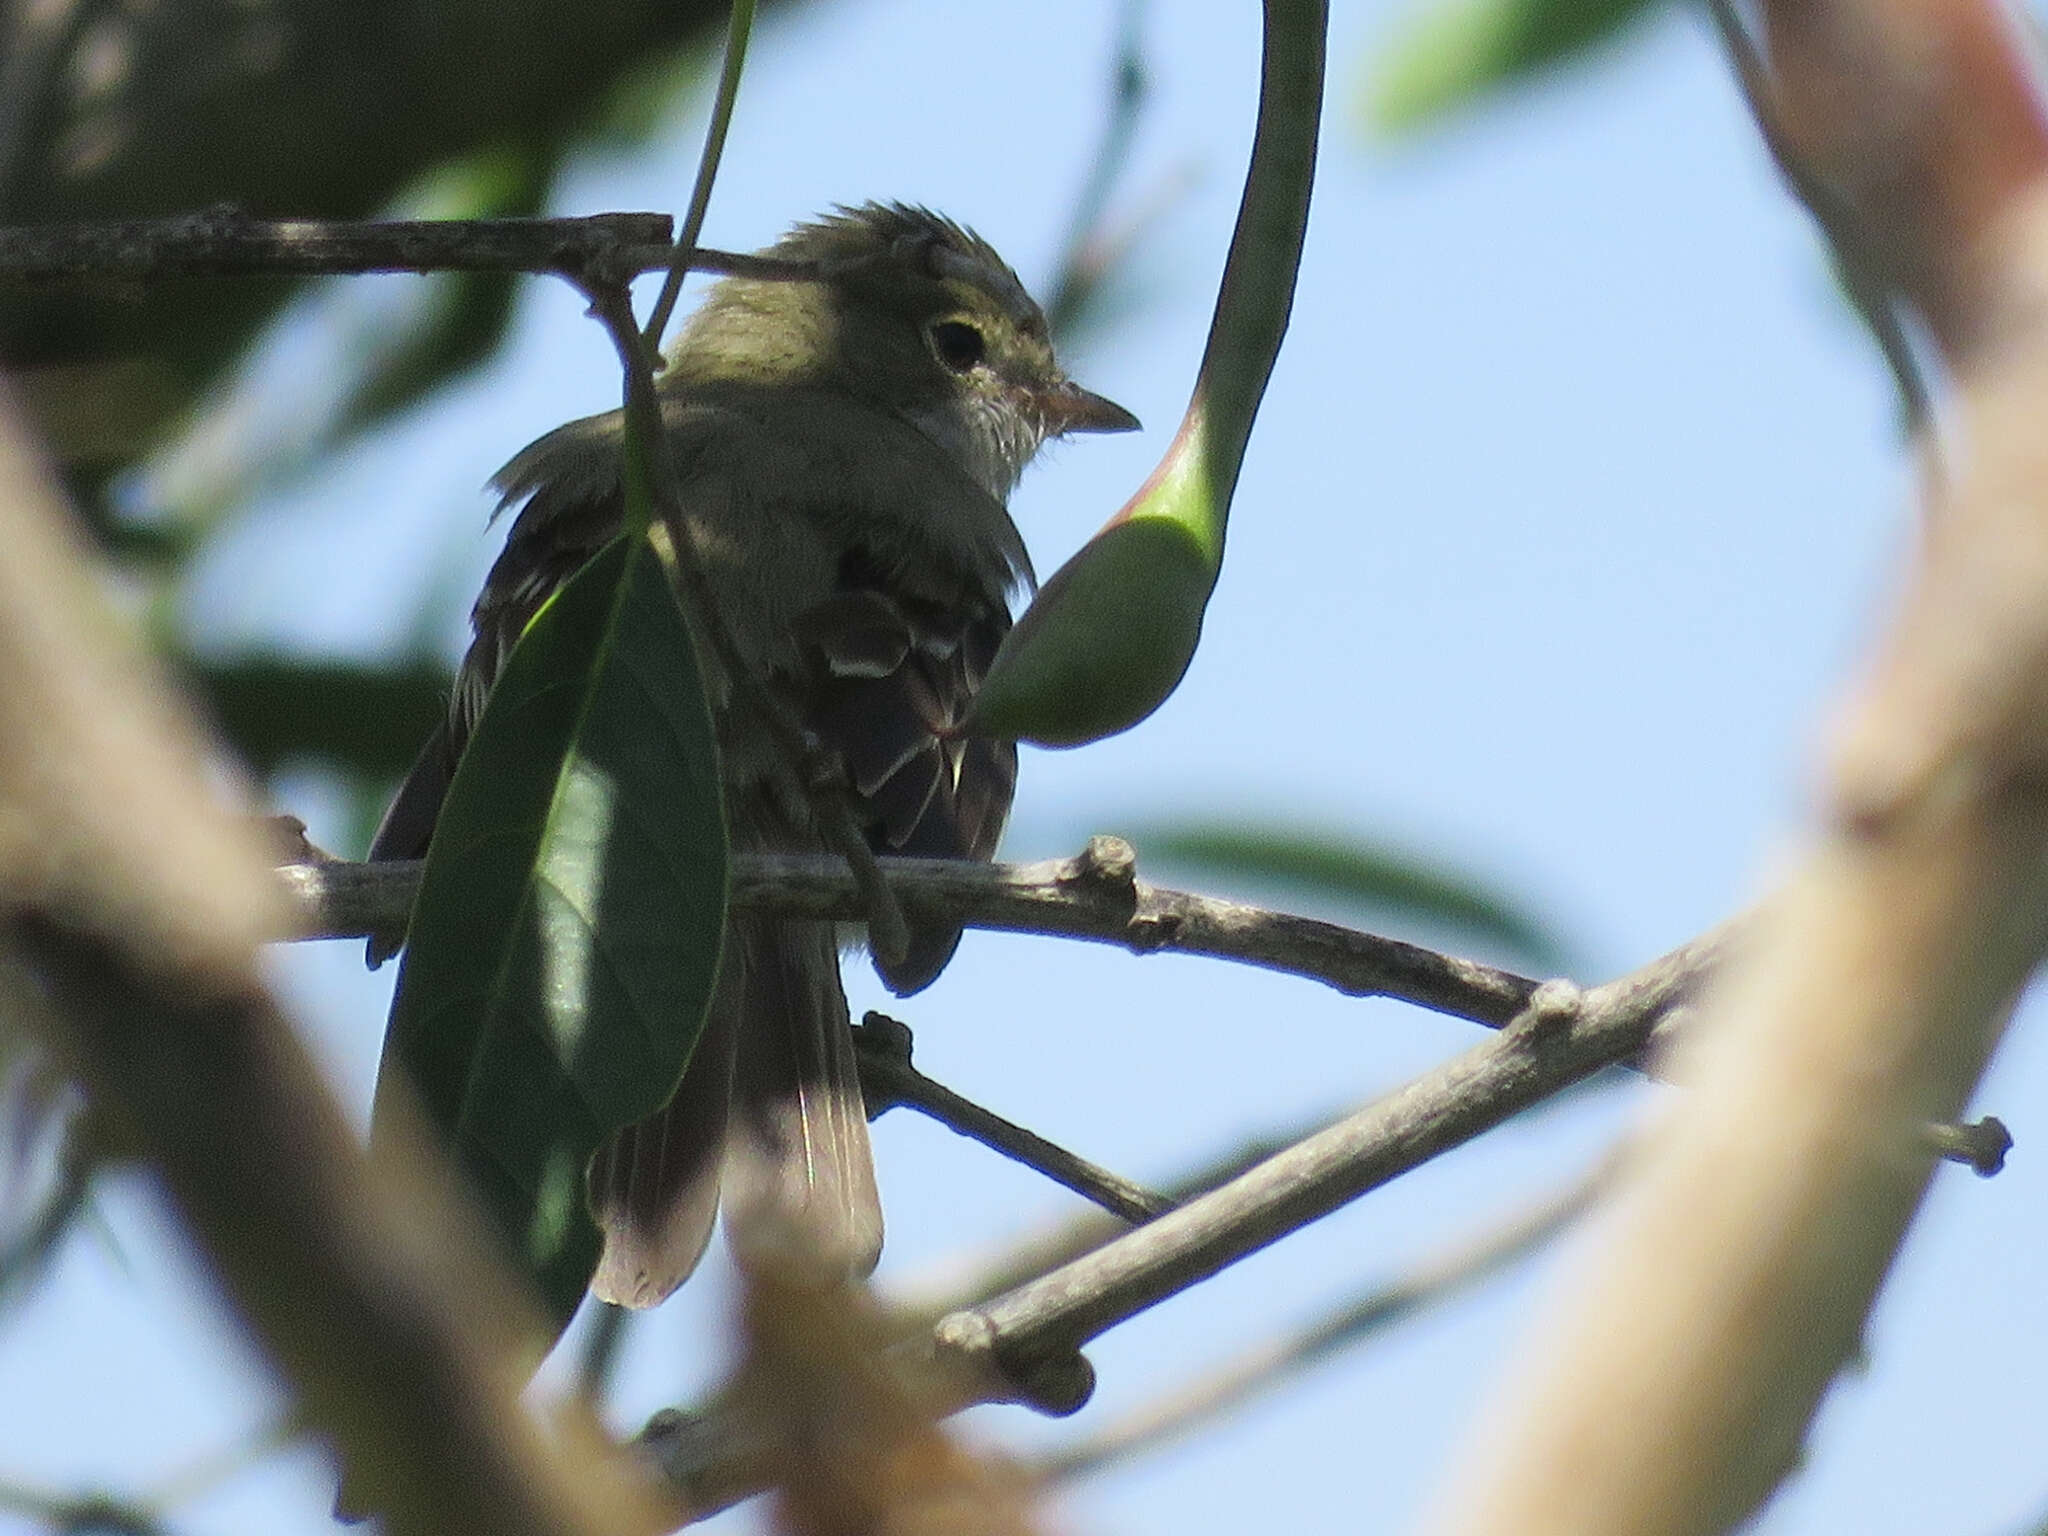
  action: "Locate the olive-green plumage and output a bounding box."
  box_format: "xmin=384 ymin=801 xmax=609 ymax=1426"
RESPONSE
xmin=371 ymin=203 xmax=1136 ymax=1304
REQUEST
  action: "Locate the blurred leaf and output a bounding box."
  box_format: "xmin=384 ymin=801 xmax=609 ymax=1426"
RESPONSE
xmin=0 ymin=1051 xmax=93 ymax=1322
xmin=134 ymin=144 xmax=563 ymax=534
xmin=1125 ymin=820 xmax=1568 ymax=973
xmin=1367 ymin=0 xmax=1656 ymax=133
xmin=336 ymin=144 xmax=560 ymax=437
xmin=376 ymin=531 xmax=727 ymax=1329
xmin=190 ymin=655 xmax=448 ymax=780
xmin=968 ymin=0 xmax=1324 ymax=747
xmin=2 ymin=0 xmax=771 ymax=487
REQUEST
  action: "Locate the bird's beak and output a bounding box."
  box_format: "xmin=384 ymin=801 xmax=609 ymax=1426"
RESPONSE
xmin=1041 ymin=380 xmax=1141 ymax=436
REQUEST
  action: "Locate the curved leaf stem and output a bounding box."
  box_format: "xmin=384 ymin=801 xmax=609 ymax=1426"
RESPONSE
xmin=642 ymin=0 xmax=757 ymax=351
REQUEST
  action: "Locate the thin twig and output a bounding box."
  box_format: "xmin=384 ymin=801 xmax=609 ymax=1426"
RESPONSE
xmin=634 ymin=963 xmax=1671 ymax=1516
xmin=643 ymin=0 xmax=757 ymax=350
xmin=918 ymin=979 xmax=1625 ymax=1410
xmin=854 ymin=1013 xmax=1175 ymax=1225
xmin=1034 ymin=1157 xmax=1607 ymax=1483
xmin=0 ymin=210 xmax=831 ymax=286
xmin=885 ymin=1098 xmax=1404 ymax=1330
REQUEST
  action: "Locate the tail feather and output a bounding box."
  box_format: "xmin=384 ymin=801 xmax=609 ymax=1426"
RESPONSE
xmin=587 ymin=993 xmax=739 ymax=1308
xmin=723 ymin=918 xmax=883 ymax=1286
xmin=586 ymin=916 xmax=880 ymax=1304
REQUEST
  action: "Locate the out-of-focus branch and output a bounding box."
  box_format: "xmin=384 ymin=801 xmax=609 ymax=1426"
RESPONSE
xmin=1703 ymin=0 xmax=1935 ymax=434
xmin=1413 ymin=1 xmax=2048 ymax=1530
xmin=0 ymin=1477 xmax=169 ymax=1536
xmin=0 ymin=381 xmax=663 ymax=1536
xmin=1044 ymin=0 xmax=1154 ymax=336
xmin=1034 ymin=1157 xmax=1606 ymax=1484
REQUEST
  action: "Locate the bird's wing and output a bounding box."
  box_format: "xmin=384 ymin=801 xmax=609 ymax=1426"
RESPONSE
xmin=788 ymin=580 xmax=1017 ymax=992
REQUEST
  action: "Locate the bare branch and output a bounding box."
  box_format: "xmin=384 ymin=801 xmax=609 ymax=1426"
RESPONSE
xmin=636 ymin=960 xmax=1690 ymax=1517
xmin=885 ymin=1098 xmax=1412 ymax=1330
xmin=917 ymin=979 xmax=1625 ymax=1413
xmin=854 ymin=1012 xmax=1176 ymax=1225
xmin=634 ymin=899 xmax=2003 ymax=1519
xmin=280 ymin=839 xmax=1546 ymax=1030
xmin=1034 ymin=1157 xmax=1607 ymax=1484
xmin=0 ymin=209 xmax=827 ymax=287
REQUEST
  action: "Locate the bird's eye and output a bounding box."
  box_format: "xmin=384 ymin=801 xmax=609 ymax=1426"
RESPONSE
xmin=929 ymin=320 xmax=986 ymax=372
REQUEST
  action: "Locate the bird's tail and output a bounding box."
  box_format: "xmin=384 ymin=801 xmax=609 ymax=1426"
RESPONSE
xmin=587 ymin=915 xmax=881 ymax=1307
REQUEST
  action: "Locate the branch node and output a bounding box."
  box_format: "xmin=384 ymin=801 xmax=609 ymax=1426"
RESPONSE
xmin=1014 ymin=1348 xmax=1098 ymax=1418
xmin=851 ymin=1010 xmax=917 ymax=1112
xmin=1516 ymin=978 xmax=1585 ymax=1039
xmin=1926 ymin=1115 xmax=2013 ymax=1176
xmin=1070 ymin=834 xmax=1139 ymax=895
xmin=931 ymin=1309 xmax=1096 ymax=1416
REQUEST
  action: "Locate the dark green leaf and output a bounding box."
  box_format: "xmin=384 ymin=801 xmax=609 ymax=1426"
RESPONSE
xmin=1368 ymin=0 xmax=1658 ymax=133
xmin=377 ymin=533 xmax=727 ymax=1328
xmin=3 ymin=0 xmax=755 ymax=488
xmin=1124 ymin=820 xmax=1568 ymax=974
xmin=338 ymin=145 xmax=559 ymax=436
xmin=191 ymin=655 xmax=449 ymax=780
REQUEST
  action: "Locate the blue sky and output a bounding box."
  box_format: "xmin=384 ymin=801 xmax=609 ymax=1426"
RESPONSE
xmin=7 ymin=0 xmax=2047 ymax=1533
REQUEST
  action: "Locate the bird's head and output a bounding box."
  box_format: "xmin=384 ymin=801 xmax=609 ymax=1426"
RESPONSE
xmin=670 ymin=202 xmax=1139 ymax=499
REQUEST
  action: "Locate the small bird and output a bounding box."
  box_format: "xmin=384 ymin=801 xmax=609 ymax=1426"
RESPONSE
xmin=369 ymin=203 xmax=1138 ymax=1305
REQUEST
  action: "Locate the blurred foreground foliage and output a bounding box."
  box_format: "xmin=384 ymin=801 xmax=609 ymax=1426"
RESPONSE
xmin=2 ymin=0 xmax=797 ymax=798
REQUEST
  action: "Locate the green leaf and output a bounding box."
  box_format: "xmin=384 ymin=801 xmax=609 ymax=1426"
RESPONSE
xmin=1367 ymin=0 xmax=1658 ymax=134
xmin=375 ymin=532 xmax=727 ymax=1329
xmin=967 ymin=0 xmax=1326 ymax=747
xmin=339 ymin=145 xmax=559 ymax=436
xmin=966 ymin=517 xmax=1212 ymax=747
xmin=192 ymin=655 xmax=449 ymax=779
xmin=1126 ymin=820 xmax=1569 ymax=974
